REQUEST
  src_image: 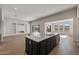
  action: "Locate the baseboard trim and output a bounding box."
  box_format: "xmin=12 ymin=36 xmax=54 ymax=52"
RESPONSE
xmin=3 ymin=33 xmax=26 ymax=38
xmin=73 ymin=40 xmax=78 ymax=43
xmin=4 ymin=33 xmax=26 ymax=36
xmin=73 ymin=40 xmax=79 ymax=46
xmin=77 ymin=42 xmax=79 ymax=46
xmin=0 ymin=39 xmax=4 ymax=42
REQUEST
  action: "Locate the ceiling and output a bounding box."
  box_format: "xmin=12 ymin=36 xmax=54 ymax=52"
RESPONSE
xmin=1 ymin=4 xmax=77 ymax=21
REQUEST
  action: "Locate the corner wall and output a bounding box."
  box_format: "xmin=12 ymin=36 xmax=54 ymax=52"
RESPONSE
xmin=0 ymin=8 xmax=3 ymax=41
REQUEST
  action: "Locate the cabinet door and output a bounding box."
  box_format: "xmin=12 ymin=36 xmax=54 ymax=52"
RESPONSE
xmin=25 ymin=38 xmax=32 ymax=54
xmin=57 ymin=35 xmax=60 ymax=44
xmin=31 ymin=40 xmax=38 ymax=55
xmin=55 ymin=34 xmax=60 ymax=45
xmin=28 ymin=39 xmax=32 ymax=54
xmin=26 ymin=38 xmax=38 ymax=55
xmin=54 ymin=36 xmax=57 ymax=47
xmin=25 ymin=38 xmax=28 ymax=53
xmin=39 ymin=40 xmax=47 ymax=55
xmin=50 ymin=37 xmax=54 ymax=49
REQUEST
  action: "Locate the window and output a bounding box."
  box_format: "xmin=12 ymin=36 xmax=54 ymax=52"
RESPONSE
xmin=59 ymin=24 xmax=63 ymax=32
xmin=54 ymin=24 xmax=58 ymax=31
xmin=64 ymin=24 xmax=70 ymax=32
xmin=32 ymin=25 xmax=40 ymax=32
xmin=47 ymin=25 xmax=51 ymax=32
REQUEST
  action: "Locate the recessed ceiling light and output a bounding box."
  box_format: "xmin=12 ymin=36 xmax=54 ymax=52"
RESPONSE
xmin=21 ymin=16 xmax=35 ymax=21
xmin=13 ymin=8 xmax=17 ymax=10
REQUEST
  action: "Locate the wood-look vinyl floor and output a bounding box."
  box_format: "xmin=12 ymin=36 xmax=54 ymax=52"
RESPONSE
xmin=49 ymin=35 xmax=79 ymax=55
xmin=0 ymin=35 xmax=26 ymax=55
xmin=0 ymin=35 xmax=79 ymax=55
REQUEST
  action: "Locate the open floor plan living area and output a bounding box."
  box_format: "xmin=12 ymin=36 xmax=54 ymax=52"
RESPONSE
xmin=0 ymin=4 xmax=79 ymax=55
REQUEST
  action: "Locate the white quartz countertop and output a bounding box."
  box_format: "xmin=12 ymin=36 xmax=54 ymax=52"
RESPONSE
xmin=26 ymin=33 xmax=59 ymax=42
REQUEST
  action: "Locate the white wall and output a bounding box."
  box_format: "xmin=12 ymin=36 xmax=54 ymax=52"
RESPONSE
xmin=31 ymin=8 xmax=76 ymax=33
xmin=31 ymin=8 xmax=77 ymax=41
xmin=76 ymin=5 xmax=79 ymax=45
xmin=0 ymin=8 xmax=2 ymax=41
xmin=3 ymin=17 xmax=30 ymax=37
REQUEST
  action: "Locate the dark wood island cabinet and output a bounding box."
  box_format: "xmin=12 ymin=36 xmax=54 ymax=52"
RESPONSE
xmin=25 ymin=33 xmax=60 ymax=55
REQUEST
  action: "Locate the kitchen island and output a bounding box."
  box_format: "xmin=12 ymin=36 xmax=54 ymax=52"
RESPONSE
xmin=25 ymin=33 xmax=60 ymax=55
